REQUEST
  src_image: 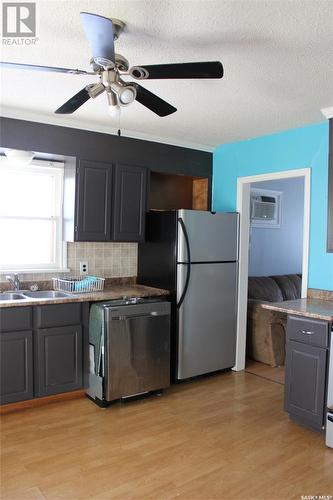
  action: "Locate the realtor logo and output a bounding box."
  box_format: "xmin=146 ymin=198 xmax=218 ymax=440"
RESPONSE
xmin=2 ymin=2 xmax=36 ymax=37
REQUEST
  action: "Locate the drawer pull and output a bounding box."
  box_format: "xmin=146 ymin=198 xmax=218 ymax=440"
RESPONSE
xmin=300 ymin=329 xmax=314 ymax=335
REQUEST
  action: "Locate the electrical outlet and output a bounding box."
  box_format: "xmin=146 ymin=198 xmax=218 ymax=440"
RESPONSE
xmin=79 ymin=261 xmax=88 ymax=275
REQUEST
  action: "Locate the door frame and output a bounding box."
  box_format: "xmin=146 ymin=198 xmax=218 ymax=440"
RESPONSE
xmin=234 ymin=168 xmax=311 ymax=371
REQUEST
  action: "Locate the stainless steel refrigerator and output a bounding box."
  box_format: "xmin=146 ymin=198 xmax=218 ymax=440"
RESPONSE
xmin=138 ymin=209 xmax=239 ymax=381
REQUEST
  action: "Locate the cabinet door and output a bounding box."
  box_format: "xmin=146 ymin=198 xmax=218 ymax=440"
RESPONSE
xmin=35 ymin=325 xmax=82 ymax=397
xmin=113 ymin=164 xmax=147 ymax=241
xmin=76 ymin=160 xmax=113 ymax=241
xmin=285 ymin=340 xmax=327 ymax=430
xmin=0 ymin=330 xmax=33 ymax=404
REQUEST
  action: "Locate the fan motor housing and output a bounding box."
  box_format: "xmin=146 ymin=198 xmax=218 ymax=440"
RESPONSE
xmin=115 ymin=54 xmax=129 ymax=72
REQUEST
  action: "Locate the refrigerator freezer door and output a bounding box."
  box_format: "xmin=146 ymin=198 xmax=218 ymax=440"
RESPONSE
xmin=177 ymin=210 xmax=238 ymax=263
xmin=177 ymin=262 xmax=237 ymax=379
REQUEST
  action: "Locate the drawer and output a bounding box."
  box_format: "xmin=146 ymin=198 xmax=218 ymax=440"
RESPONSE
xmin=287 ymin=315 xmax=329 ymax=347
xmin=34 ymin=303 xmax=81 ymax=328
xmin=0 ymin=307 xmax=32 ymax=332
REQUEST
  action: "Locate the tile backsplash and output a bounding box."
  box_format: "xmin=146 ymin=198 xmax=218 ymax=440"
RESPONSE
xmin=67 ymin=242 xmax=137 ymax=277
xmin=0 ymin=242 xmax=138 ymax=282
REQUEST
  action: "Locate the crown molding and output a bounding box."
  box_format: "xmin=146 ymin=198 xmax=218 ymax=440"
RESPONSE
xmin=321 ymin=106 xmax=333 ymax=119
xmin=0 ymin=107 xmax=214 ymax=153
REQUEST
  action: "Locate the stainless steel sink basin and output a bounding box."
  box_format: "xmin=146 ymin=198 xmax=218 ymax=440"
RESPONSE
xmin=22 ymin=290 xmax=72 ymax=299
xmin=0 ymin=293 xmax=27 ymax=301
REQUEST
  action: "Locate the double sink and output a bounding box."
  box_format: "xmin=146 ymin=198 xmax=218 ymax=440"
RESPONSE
xmin=0 ymin=290 xmax=75 ymax=301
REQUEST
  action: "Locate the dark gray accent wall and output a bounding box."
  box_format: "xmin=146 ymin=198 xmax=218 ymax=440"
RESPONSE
xmin=328 ymin=119 xmax=333 ymax=252
xmin=0 ymin=117 xmax=212 ymax=177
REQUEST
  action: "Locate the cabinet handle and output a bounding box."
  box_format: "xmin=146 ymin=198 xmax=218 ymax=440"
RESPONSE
xmin=300 ymin=329 xmax=314 ymax=335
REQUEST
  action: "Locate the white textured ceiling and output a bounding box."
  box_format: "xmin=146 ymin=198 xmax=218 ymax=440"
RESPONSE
xmin=1 ymin=0 xmax=333 ymax=150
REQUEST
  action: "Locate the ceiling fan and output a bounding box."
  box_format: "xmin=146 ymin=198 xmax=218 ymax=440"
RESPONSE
xmin=0 ymin=12 xmax=223 ymax=118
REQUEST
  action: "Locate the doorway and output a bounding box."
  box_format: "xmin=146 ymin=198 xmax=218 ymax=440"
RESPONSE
xmin=234 ymin=168 xmax=311 ymax=373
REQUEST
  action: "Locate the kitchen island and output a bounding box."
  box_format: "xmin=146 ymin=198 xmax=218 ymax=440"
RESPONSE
xmin=261 ymin=297 xmax=333 ymax=321
xmin=262 ymin=297 xmax=332 ymax=432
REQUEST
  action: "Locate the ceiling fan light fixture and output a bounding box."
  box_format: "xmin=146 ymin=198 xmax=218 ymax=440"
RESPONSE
xmin=119 ymin=87 xmax=136 ymax=105
xmin=106 ymin=89 xmax=120 ymax=118
xmin=108 ymin=104 xmax=121 ymax=119
xmin=86 ymin=82 xmax=105 ymax=98
xmin=111 ymin=81 xmax=137 ymax=106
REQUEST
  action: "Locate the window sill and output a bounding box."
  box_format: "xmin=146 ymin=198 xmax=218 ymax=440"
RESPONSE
xmin=0 ymin=268 xmax=71 ymax=274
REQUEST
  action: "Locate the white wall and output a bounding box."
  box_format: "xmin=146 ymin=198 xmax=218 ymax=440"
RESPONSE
xmin=249 ymin=177 xmax=304 ymax=276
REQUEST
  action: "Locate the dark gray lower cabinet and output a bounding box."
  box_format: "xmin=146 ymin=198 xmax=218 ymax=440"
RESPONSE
xmin=285 ymin=341 xmax=327 ymax=430
xmin=285 ymin=315 xmax=329 ymax=431
xmin=0 ymin=330 xmax=33 ymax=404
xmin=35 ymin=325 xmax=82 ymax=397
xmin=0 ymin=303 xmax=86 ymax=405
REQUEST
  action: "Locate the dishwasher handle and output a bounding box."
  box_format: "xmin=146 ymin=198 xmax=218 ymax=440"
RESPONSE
xmin=112 ymin=311 xmax=169 ymax=320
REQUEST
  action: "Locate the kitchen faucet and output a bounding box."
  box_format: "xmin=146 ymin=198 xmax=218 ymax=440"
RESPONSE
xmin=6 ymin=273 xmax=21 ymax=291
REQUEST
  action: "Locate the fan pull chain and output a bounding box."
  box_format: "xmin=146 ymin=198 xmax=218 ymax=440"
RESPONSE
xmin=117 ymin=110 xmax=121 ymax=137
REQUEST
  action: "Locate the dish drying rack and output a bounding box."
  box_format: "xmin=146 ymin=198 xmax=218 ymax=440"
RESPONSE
xmin=53 ymin=276 xmax=105 ymax=293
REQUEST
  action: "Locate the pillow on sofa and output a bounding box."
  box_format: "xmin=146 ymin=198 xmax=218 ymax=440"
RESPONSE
xmin=248 ymin=276 xmax=284 ymax=302
xmin=271 ymin=274 xmax=302 ymax=300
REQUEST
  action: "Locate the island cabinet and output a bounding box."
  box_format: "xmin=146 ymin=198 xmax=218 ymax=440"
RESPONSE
xmin=285 ymin=315 xmax=330 ymax=431
xmin=73 ymin=160 xmax=148 ymax=242
xmin=0 ymin=303 xmax=87 ymax=405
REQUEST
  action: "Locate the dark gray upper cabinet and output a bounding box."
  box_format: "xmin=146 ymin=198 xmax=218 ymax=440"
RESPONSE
xmin=74 ymin=160 xmax=148 ymax=242
xmin=113 ymin=164 xmax=147 ymax=242
xmin=284 ymin=315 xmax=329 ymax=431
xmin=0 ymin=330 xmax=34 ymax=404
xmin=75 ymin=160 xmax=113 ymax=241
xmin=35 ymin=325 xmax=82 ymax=397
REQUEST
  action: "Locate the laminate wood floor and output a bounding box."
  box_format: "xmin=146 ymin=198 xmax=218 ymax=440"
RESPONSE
xmin=245 ymin=359 xmax=285 ymax=385
xmin=1 ymin=371 xmax=333 ymax=500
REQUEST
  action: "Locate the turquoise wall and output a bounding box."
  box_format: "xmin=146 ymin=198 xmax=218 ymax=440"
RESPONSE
xmin=213 ymin=122 xmax=333 ymax=291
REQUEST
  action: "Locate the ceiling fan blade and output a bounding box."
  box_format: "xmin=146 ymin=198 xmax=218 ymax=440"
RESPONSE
xmin=0 ymin=61 xmax=93 ymax=75
xmin=55 ymin=87 xmax=91 ymax=114
xmin=131 ymin=61 xmax=223 ymax=79
xmin=134 ymin=84 xmax=177 ymax=117
xmin=80 ymin=12 xmax=115 ymax=68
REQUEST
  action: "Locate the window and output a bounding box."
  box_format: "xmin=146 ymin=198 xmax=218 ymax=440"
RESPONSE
xmin=250 ymin=188 xmax=282 ymax=228
xmin=0 ymin=159 xmax=67 ymax=272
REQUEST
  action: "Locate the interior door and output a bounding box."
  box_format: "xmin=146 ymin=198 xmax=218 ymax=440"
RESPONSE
xmin=177 ymin=262 xmax=237 ymax=379
xmin=177 ymin=210 xmax=238 ymax=263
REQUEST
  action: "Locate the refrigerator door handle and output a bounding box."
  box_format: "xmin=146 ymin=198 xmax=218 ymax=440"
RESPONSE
xmin=177 ymin=217 xmax=191 ymax=308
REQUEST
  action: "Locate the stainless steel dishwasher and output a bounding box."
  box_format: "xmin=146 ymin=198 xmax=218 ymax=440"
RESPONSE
xmin=86 ymin=297 xmax=171 ymax=407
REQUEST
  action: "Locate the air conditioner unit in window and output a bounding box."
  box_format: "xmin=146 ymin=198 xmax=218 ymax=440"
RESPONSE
xmin=250 ymin=188 xmax=282 ymax=228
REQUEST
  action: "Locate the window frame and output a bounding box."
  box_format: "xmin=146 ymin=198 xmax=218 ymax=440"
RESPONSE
xmin=0 ymin=159 xmax=68 ymax=273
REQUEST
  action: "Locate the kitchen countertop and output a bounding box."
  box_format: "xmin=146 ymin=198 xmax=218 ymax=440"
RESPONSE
xmin=262 ymin=298 xmax=333 ymax=322
xmin=0 ymin=285 xmax=169 ymax=308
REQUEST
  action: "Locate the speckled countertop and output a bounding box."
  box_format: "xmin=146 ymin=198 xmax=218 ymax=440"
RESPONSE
xmin=262 ymin=298 xmax=333 ymax=322
xmin=0 ymin=285 xmax=169 ymax=309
